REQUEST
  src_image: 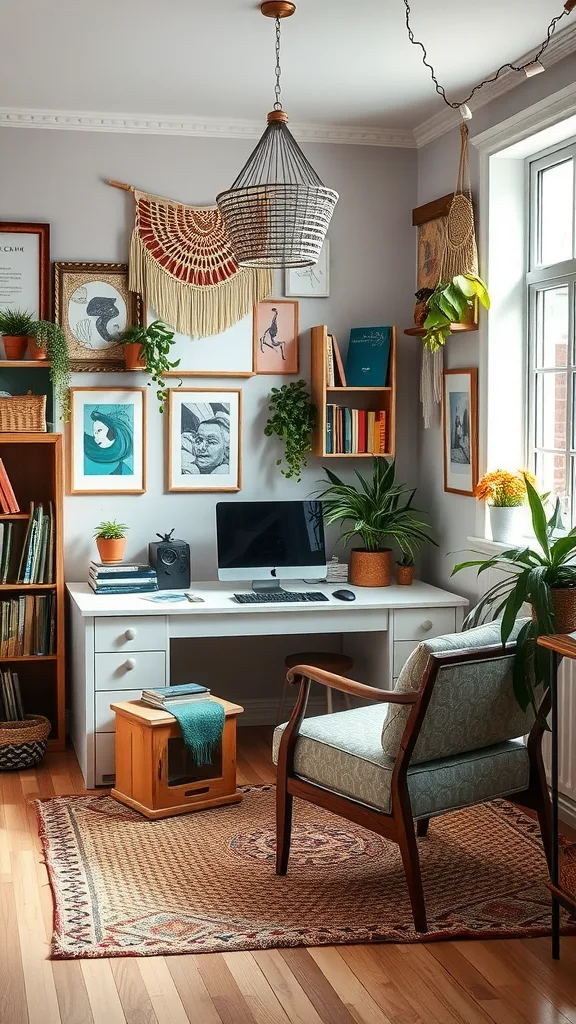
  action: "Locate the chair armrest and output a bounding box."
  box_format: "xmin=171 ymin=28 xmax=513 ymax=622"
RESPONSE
xmin=286 ymin=665 xmax=418 ymax=705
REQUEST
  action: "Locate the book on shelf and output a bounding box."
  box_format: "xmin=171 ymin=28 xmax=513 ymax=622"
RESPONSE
xmin=0 ymin=594 xmax=54 ymax=656
xmin=89 ymin=581 xmax=159 ymax=594
xmin=325 ymin=406 xmax=387 ymax=455
xmin=326 ymin=332 xmax=335 ymax=386
xmin=0 ymin=669 xmax=25 ymax=721
xmin=345 ymin=326 xmax=391 ymax=387
xmin=0 ymin=459 xmax=20 ymax=515
xmin=326 ymin=334 xmax=347 ymax=387
xmin=330 ymin=335 xmax=347 ymax=386
xmin=10 ymin=502 xmax=55 ymax=585
xmin=89 ymin=562 xmax=155 ymax=577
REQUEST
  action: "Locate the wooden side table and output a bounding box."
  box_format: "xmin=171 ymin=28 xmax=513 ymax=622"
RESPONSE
xmin=110 ymin=697 xmax=244 ymax=819
xmin=537 ymin=634 xmax=576 ymax=959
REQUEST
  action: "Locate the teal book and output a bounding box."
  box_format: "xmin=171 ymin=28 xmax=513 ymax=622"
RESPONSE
xmin=345 ymin=326 xmax=391 ymax=387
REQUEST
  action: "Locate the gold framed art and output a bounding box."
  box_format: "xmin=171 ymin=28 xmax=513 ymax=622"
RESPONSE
xmin=167 ymin=388 xmax=242 ymax=493
xmin=54 ymin=262 xmax=141 ymax=371
xmin=69 ymin=387 xmax=147 ymax=495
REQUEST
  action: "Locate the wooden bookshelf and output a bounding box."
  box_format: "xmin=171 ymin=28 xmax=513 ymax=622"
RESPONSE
xmin=0 ymin=434 xmax=64 ymax=750
xmin=310 ymin=325 xmax=396 ymax=458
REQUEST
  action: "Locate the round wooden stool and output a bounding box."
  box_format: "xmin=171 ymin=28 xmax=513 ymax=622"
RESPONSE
xmin=277 ymin=652 xmax=354 ymax=724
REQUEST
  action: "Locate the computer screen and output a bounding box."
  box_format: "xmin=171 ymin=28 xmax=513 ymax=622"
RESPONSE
xmin=216 ymin=500 xmax=327 ymax=582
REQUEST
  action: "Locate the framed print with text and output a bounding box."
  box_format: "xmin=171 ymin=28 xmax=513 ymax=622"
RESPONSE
xmin=70 ymin=387 xmax=146 ymax=494
xmin=55 ymin=262 xmax=141 ymax=371
xmin=443 ymin=369 xmax=478 ymax=496
xmin=168 ymin=389 xmax=241 ymax=492
xmin=0 ymin=222 xmax=50 ymax=319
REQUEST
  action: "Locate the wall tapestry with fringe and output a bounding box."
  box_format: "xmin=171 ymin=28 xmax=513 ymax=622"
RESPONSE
xmin=108 ymin=181 xmax=272 ymax=338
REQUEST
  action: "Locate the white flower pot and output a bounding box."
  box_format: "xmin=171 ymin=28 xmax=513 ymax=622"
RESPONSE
xmin=489 ymin=505 xmax=524 ymax=544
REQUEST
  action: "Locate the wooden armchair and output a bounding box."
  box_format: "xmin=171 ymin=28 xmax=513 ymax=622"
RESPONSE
xmin=273 ymin=620 xmax=551 ymax=934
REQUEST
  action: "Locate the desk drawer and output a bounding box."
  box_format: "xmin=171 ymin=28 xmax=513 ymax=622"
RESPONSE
xmin=95 ymin=616 xmax=166 ymax=653
xmin=95 ymin=690 xmax=143 ymax=732
xmin=394 ymin=607 xmax=456 ymax=642
xmin=94 ymin=651 xmax=166 ymax=691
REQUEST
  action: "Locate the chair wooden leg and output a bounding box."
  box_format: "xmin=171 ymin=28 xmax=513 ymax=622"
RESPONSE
xmin=276 ymin=782 xmax=293 ymax=875
xmin=416 ymin=817 xmax=430 ymax=838
xmin=396 ymin=815 xmax=428 ymax=932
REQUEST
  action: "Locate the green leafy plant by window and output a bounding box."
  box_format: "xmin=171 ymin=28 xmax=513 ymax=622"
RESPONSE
xmin=317 ymin=458 xmax=436 ymax=556
xmin=423 ymin=274 xmax=490 ymax=351
xmin=121 ymin=320 xmax=179 ymax=412
xmin=264 ymin=379 xmax=315 ymax=482
xmin=94 ymin=520 xmax=129 ymax=540
xmin=452 ymin=476 xmax=576 ymax=713
xmin=0 ymin=308 xmax=71 ymax=422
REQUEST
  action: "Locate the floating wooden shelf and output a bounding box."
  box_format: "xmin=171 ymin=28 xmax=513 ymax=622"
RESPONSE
xmin=0 ymin=583 xmax=56 ymax=590
xmin=0 ymin=513 xmax=30 ymax=520
xmin=0 ymin=360 xmax=52 ymax=367
xmin=403 ymin=323 xmax=478 ymax=337
xmin=320 ymin=452 xmax=392 ymax=458
xmin=326 ymin=386 xmax=391 ymax=393
xmin=0 ymin=654 xmax=57 ymax=662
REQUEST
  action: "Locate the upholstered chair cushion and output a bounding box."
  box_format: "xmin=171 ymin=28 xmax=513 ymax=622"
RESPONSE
xmin=380 ymin=618 xmax=536 ymax=764
xmin=272 ymin=706 xmax=529 ymax=817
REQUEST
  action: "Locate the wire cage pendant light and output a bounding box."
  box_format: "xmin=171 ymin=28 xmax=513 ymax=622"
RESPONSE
xmin=216 ymin=2 xmax=338 ymax=269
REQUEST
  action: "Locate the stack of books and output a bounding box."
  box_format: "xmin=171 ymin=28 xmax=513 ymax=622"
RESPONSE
xmin=0 ymin=459 xmax=19 ymax=514
xmin=0 ymin=669 xmax=24 ymax=721
xmin=326 ymin=407 xmax=387 ymax=455
xmin=89 ymin=562 xmax=158 ymax=595
xmin=326 ymin=555 xmax=349 ymax=584
xmin=0 ymin=595 xmax=54 ymax=656
xmin=141 ymin=682 xmax=210 ymax=709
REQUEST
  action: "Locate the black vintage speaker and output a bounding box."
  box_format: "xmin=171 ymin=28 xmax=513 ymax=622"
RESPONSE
xmin=149 ymin=530 xmax=191 ymax=589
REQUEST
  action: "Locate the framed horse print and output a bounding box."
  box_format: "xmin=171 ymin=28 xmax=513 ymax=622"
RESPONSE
xmin=253 ymin=300 xmax=299 ymax=375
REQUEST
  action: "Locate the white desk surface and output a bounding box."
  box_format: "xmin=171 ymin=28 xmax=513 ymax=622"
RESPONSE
xmin=66 ymin=580 xmax=468 ymax=618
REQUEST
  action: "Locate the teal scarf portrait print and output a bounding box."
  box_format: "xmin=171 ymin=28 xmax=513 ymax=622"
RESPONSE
xmin=84 ymin=405 xmax=134 ymax=476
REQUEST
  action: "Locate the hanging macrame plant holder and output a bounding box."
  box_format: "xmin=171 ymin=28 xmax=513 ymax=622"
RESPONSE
xmin=128 ymin=189 xmax=273 ymax=338
xmin=421 ymin=124 xmax=478 ymax=428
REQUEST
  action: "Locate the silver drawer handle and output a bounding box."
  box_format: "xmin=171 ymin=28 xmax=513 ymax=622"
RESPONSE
xmin=124 ymin=658 xmax=136 ymax=671
xmin=125 ymin=628 xmax=137 ymax=641
xmin=421 ymin=620 xmax=433 ymax=632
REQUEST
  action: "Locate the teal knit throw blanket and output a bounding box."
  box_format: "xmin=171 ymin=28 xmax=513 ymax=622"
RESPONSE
xmin=169 ymin=700 xmax=225 ymax=765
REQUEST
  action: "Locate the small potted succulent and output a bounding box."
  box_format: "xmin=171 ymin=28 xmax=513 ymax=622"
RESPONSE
xmin=475 ymin=468 xmax=535 ymax=543
xmin=0 ymin=308 xmax=35 ymax=360
xmin=120 ymin=320 xmax=179 ymax=412
xmin=94 ymin=520 xmax=129 ymax=564
xmin=396 ymin=551 xmax=415 ymax=586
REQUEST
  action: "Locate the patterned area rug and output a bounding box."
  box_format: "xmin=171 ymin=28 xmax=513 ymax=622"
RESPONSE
xmin=36 ymin=786 xmax=575 ymax=959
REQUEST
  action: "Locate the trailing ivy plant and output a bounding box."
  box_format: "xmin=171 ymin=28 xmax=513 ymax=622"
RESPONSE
xmin=423 ymin=273 xmax=490 ymax=350
xmin=32 ymin=321 xmax=71 ymax=422
xmin=264 ymin=379 xmax=315 ymax=482
xmin=121 ymin=320 xmax=179 ymax=412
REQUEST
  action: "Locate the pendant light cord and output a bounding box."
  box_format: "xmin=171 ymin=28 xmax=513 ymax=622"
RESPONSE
xmin=403 ymin=0 xmax=574 ymax=111
xmin=274 ymin=16 xmax=283 ymax=110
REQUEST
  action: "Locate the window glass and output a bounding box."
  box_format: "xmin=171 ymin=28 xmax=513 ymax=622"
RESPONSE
xmin=535 ymin=372 xmax=567 ymax=450
xmin=535 ymin=286 xmax=569 ymax=368
xmin=538 ymin=159 xmax=574 ymax=266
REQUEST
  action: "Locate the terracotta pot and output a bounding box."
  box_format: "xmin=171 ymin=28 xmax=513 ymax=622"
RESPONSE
xmin=531 ymin=587 xmax=576 ymax=634
xmin=123 ymin=343 xmax=146 ymax=370
xmin=96 ymin=537 xmax=127 ymax=565
xmin=27 ymin=337 xmax=48 ymax=360
xmin=397 ymin=564 xmax=415 ymax=586
xmin=414 ymin=299 xmax=428 ymax=328
xmin=349 ymin=548 xmax=392 ymax=587
xmin=3 ymin=336 xmax=29 ymax=360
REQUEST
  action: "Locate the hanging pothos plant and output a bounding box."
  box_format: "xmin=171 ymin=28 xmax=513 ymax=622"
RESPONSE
xmin=264 ymin=379 xmax=315 ymax=482
xmin=423 ymin=273 xmax=490 ymax=351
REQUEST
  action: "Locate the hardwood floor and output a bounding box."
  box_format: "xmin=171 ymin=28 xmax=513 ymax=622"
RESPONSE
xmin=1 ymin=725 xmax=576 ymax=1024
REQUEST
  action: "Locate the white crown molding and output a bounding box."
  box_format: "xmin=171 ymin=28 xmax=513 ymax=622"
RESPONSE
xmin=413 ymin=21 xmax=576 ymax=149
xmin=0 ymin=107 xmax=415 ymax=149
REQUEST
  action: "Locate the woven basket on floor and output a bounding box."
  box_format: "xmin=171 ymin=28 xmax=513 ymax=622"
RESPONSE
xmin=0 ymin=714 xmax=51 ymax=770
xmin=0 ymin=393 xmax=47 ymax=432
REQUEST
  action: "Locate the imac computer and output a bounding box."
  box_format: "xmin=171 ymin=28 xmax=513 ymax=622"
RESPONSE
xmin=216 ymin=500 xmax=327 ymax=598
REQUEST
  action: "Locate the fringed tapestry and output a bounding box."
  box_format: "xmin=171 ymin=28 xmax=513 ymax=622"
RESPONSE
xmin=129 ymin=190 xmax=273 ymax=338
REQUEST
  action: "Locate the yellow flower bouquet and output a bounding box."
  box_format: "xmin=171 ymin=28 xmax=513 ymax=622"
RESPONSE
xmin=476 ymin=469 xmax=535 ymax=508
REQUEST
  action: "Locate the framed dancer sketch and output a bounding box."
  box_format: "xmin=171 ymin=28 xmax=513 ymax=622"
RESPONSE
xmin=253 ymin=300 xmax=299 ymax=375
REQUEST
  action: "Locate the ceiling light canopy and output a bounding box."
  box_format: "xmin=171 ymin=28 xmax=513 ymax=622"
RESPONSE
xmin=216 ymin=2 xmax=338 ymax=269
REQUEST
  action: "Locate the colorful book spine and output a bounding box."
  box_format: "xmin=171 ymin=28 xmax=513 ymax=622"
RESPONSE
xmin=331 ymin=335 xmax=347 ymax=386
xmin=0 ymin=459 xmax=19 ymax=514
xmin=326 ymin=335 xmax=335 ymax=387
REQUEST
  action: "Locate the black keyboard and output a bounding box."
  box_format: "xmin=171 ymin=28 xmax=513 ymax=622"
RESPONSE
xmin=233 ymin=591 xmax=329 ymax=604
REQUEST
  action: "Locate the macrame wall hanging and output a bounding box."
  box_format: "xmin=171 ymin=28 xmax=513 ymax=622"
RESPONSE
xmin=108 ymin=181 xmax=273 ymax=338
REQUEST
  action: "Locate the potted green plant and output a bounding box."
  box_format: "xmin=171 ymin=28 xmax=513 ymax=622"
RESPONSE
xmin=317 ymin=459 xmax=436 ymax=587
xmin=264 ymin=379 xmax=315 ymax=482
xmin=120 ymin=320 xmax=179 ymax=412
xmin=0 ymin=309 xmax=35 ymax=360
xmin=423 ymin=274 xmax=490 ymax=350
xmin=396 ymin=551 xmax=415 ymax=586
xmin=29 ymin=321 xmax=71 ymax=421
xmin=452 ymin=476 xmax=576 ymax=712
xmin=94 ymin=520 xmax=129 ymax=564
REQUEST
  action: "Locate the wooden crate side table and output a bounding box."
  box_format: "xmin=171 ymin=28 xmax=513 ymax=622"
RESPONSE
xmin=110 ymin=698 xmax=244 ymax=819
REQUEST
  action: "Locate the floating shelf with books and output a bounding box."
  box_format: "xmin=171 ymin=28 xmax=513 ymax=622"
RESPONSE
xmin=403 ymin=322 xmax=478 ymax=337
xmin=0 ymin=435 xmax=64 ymax=750
xmin=311 ymin=325 xmax=396 ymax=458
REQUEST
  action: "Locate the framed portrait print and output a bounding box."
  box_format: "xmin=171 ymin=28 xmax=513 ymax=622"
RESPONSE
xmin=0 ymin=222 xmax=50 ymax=319
xmin=285 ymin=240 xmax=329 ymax=297
xmin=253 ymin=300 xmax=299 ymax=375
xmin=168 ymin=389 xmax=241 ymax=492
xmin=146 ymin=305 xmax=253 ymax=376
xmin=54 ymin=262 xmax=141 ymax=371
xmin=69 ymin=387 xmax=146 ymax=494
xmin=443 ymin=369 xmax=478 ymax=496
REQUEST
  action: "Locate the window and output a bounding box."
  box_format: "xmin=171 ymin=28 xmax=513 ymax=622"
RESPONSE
xmin=527 ymin=142 xmax=576 ymax=521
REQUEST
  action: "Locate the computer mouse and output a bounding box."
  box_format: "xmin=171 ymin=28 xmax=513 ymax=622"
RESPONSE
xmin=332 ymin=589 xmax=356 ymax=601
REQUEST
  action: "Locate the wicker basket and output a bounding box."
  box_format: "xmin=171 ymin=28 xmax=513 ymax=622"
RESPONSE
xmin=0 ymin=393 xmax=47 ymax=432
xmin=559 ymin=844 xmax=576 ymax=900
xmin=0 ymin=714 xmax=51 ymax=770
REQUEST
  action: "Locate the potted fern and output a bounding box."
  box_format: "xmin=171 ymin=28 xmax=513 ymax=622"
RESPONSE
xmin=317 ymin=459 xmax=436 ymax=587
xmin=120 ymin=320 xmax=179 ymax=412
xmin=94 ymin=520 xmax=129 ymax=564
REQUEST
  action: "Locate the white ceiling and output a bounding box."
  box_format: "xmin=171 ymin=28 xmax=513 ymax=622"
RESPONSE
xmin=0 ymin=0 xmax=572 ymax=131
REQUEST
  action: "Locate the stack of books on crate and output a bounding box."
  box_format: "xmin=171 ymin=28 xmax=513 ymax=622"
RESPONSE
xmin=141 ymin=682 xmax=210 ymax=709
xmin=326 ymin=407 xmax=387 ymax=455
xmin=0 ymin=594 xmax=54 ymax=656
xmin=0 ymin=459 xmax=19 ymax=514
xmin=0 ymin=668 xmax=24 ymax=720
xmin=89 ymin=562 xmax=159 ymax=595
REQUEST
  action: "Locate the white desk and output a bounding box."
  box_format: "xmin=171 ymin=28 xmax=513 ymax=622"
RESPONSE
xmin=67 ymin=580 xmax=468 ymax=787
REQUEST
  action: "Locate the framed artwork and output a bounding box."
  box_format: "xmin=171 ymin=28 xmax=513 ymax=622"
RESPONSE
xmin=285 ymin=240 xmax=329 ymax=297
xmin=168 ymin=388 xmax=241 ymax=492
xmin=54 ymin=262 xmax=141 ymax=371
xmin=253 ymin=300 xmax=299 ymax=375
xmin=443 ymin=369 xmax=478 ymax=496
xmin=69 ymin=387 xmax=146 ymax=494
xmin=146 ymin=305 xmax=253 ymax=376
xmin=412 ymin=194 xmax=453 ymax=291
xmin=0 ymin=222 xmax=50 ymax=319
